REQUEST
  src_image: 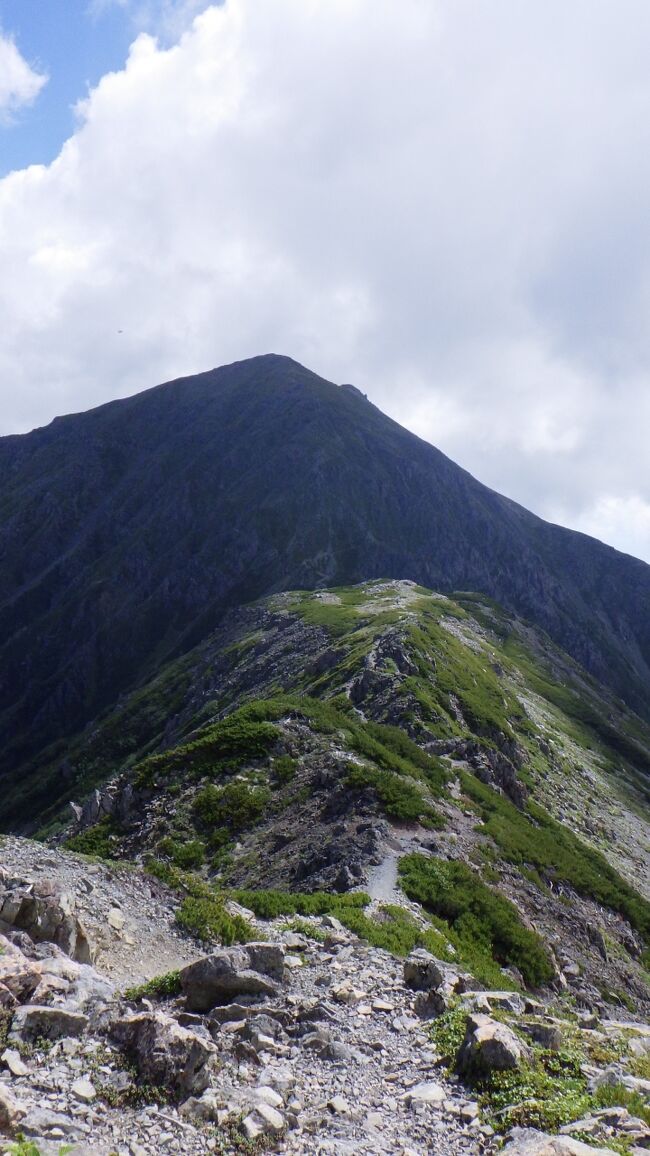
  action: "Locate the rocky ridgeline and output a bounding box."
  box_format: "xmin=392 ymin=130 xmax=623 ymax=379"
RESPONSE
xmin=0 ymin=839 xmax=649 ymax=1155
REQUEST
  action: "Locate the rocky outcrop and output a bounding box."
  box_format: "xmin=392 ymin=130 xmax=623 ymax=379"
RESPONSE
xmin=456 ymin=1013 xmax=533 ymax=1074
xmin=180 ymin=944 xmax=285 ymax=1012
xmin=502 ymin=1127 xmax=620 ymax=1156
xmin=110 ymin=1011 xmax=216 ymax=1099
xmin=0 ymin=868 xmax=94 ymax=963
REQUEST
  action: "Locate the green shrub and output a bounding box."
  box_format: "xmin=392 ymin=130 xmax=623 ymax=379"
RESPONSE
xmin=272 ymin=755 xmax=297 ymax=785
xmin=64 ymin=816 xmax=120 ymax=859
xmin=399 ymin=853 xmax=554 ymax=987
xmin=194 ymin=781 xmax=270 ymax=833
xmin=231 ymin=888 xmax=368 ymax=919
xmin=345 ymin=765 xmax=443 ymax=826
xmin=337 ymin=903 xmax=453 ymax=959
xmin=158 ymin=836 xmax=205 ymax=869
xmin=124 ymin=970 xmax=182 ymax=1001
xmin=133 ymin=711 xmax=280 ymax=787
xmin=176 ymin=896 xmax=253 ymax=945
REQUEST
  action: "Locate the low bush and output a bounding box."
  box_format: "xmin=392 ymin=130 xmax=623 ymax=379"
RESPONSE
xmin=176 ymin=896 xmax=253 ymax=945
xmin=231 ymin=888 xmax=368 ymax=919
xmin=157 ymin=836 xmax=205 ymax=870
xmin=461 ymin=772 xmax=650 ymax=942
xmin=399 ymin=853 xmax=554 ymax=987
xmin=124 ymin=970 xmax=182 ymax=1001
xmin=345 ymin=765 xmax=443 ymax=826
xmin=133 ymin=711 xmax=280 ymax=787
xmin=194 ymin=781 xmax=270 ymax=833
xmin=65 ymin=816 xmax=120 ymax=859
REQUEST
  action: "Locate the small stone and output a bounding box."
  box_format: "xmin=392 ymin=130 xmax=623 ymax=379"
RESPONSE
xmin=0 ymin=1084 xmax=26 ymax=1132
xmin=403 ymin=1081 xmax=446 ymax=1106
xmin=328 ymin=1095 xmax=351 ymax=1115
xmin=71 ymin=1077 xmax=97 ymax=1102
xmin=1 ymin=1048 xmax=29 ymax=1077
xmin=108 ymin=908 xmax=125 ymax=931
xmin=254 ymin=1086 xmax=284 ymax=1109
xmin=372 ymin=999 xmax=394 ymax=1012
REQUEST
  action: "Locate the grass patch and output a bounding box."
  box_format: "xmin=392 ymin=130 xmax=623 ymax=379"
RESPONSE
xmin=399 ymin=853 xmax=554 ymax=987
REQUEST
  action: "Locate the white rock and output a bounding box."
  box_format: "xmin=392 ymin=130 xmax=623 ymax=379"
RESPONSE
xmin=254 ymin=1086 xmax=284 ymax=1109
xmin=1 ymin=1048 xmax=29 ymax=1077
xmin=403 ymin=1081 xmax=446 ymax=1106
xmin=71 ymin=1077 xmax=97 ymax=1102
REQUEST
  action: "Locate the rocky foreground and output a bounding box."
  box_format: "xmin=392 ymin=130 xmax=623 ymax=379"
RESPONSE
xmin=0 ymin=838 xmax=649 ymax=1156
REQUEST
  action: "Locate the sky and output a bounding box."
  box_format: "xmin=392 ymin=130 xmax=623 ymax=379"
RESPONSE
xmin=1 ymin=1 xmax=650 ymax=562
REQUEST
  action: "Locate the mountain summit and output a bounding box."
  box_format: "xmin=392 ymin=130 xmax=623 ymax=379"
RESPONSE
xmin=1 ymin=353 xmax=650 ymax=784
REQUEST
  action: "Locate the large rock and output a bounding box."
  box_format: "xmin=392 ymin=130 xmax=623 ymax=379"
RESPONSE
xmin=0 ymin=870 xmax=94 ymax=963
xmin=110 ymin=1010 xmax=216 ymax=1098
xmin=0 ymin=1084 xmax=26 ymax=1133
xmin=404 ymin=948 xmax=478 ymax=1017
xmin=0 ymin=954 xmax=42 ymax=1004
xmin=180 ymin=944 xmax=285 ymax=1012
xmin=502 ymin=1126 xmax=619 ymax=1156
xmin=9 ymin=1004 xmax=89 ymax=1043
xmin=457 ymin=1013 xmax=533 ymax=1075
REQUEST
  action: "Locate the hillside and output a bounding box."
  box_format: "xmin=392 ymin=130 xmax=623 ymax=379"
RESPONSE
xmin=27 ymin=579 xmax=649 ymax=1010
xmin=2 ymin=581 xmax=650 ymax=1153
xmin=2 ymin=354 xmax=650 ymax=796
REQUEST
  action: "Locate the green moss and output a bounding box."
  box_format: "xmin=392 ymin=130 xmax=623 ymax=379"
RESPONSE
xmin=399 ymin=853 xmax=554 ymax=987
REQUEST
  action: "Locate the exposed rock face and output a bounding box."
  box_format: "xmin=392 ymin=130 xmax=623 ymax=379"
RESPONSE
xmin=9 ymin=1004 xmax=89 ymax=1043
xmin=0 ymin=868 xmax=94 ymax=963
xmin=180 ymin=944 xmax=285 ymax=1012
xmin=456 ymin=1013 xmax=533 ymax=1074
xmin=502 ymin=1127 xmax=620 ymax=1156
xmin=110 ymin=1011 xmax=216 ymax=1099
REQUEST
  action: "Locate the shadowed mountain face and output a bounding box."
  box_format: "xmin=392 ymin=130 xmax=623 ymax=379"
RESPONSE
xmin=1 ymin=353 xmax=650 ymax=781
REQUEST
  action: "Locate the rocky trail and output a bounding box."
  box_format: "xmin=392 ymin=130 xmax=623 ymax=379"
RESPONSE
xmin=1 ymin=837 xmax=650 ymax=1156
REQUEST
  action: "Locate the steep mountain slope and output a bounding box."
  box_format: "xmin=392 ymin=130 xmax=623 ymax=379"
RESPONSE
xmin=24 ymin=580 xmax=650 ymax=1015
xmin=2 ymin=354 xmax=650 ymax=789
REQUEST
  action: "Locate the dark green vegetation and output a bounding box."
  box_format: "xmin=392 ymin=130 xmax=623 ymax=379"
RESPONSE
xmin=461 ymin=772 xmax=650 ymax=940
xmin=399 ymin=854 xmax=554 ymax=987
xmin=4 ymin=353 xmax=650 ymax=831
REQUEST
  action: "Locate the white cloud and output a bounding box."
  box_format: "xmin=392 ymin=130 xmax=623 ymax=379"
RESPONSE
xmin=1 ymin=1 xmax=650 ymax=560
xmin=0 ymin=30 xmax=47 ymax=118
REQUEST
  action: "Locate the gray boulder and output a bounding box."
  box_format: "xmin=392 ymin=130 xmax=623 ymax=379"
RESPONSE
xmin=502 ymin=1126 xmax=619 ymax=1156
xmin=457 ymin=1013 xmax=532 ymax=1074
xmin=180 ymin=943 xmax=285 ymax=1012
xmin=110 ymin=1010 xmax=216 ymax=1098
xmin=9 ymin=1004 xmax=89 ymax=1043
